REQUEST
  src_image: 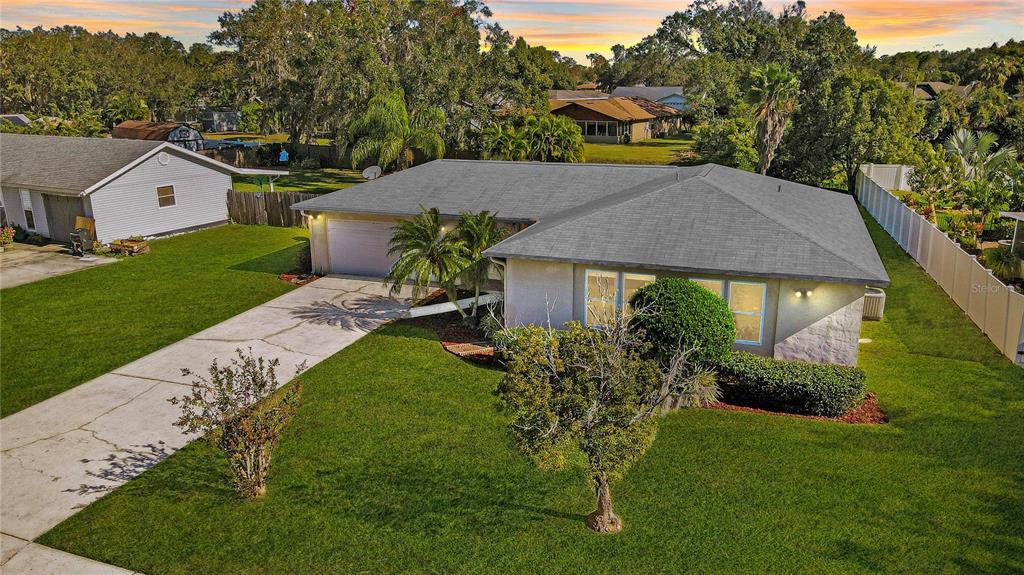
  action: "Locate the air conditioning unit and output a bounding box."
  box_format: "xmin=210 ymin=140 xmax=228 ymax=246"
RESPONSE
xmin=863 ymin=287 xmax=886 ymax=321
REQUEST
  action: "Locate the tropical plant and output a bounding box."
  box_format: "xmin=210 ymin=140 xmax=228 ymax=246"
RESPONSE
xmin=453 ymin=211 xmax=509 ymax=319
xmin=944 ymin=129 xmax=1018 ymax=181
xmin=496 ymin=319 xmax=713 ymax=533
xmin=481 ymin=124 xmax=530 ymax=161
xmin=350 ymin=88 xmax=446 ymax=172
xmin=909 ymin=143 xmax=963 ymax=223
xmin=101 ymin=93 xmax=150 ymax=128
xmin=384 ymin=207 xmax=470 ymax=316
xmin=960 ymin=178 xmax=1012 ymax=246
xmin=522 ymin=113 xmax=585 ymax=162
xmin=746 ymin=63 xmax=799 ymax=174
xmin=985 ymin=245 xmax=1021 ymax=282
xmin=169 ymin=348 xmax=303 ymax=499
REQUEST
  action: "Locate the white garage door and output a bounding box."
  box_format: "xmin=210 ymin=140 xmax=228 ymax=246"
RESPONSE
xmin=326 ymin=219 xmax=399 ymax=277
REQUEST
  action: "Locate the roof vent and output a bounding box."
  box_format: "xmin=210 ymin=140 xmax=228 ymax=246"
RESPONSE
xmin=157 ymin=151 xmax=170 ymax=166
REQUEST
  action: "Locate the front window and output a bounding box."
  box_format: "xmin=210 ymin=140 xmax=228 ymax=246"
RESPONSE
xmin=20 ymin=190 xmax=34 ymax=230
xmin=585 ymin=270 xmax=656 ymax=326
xmin=691 ymin=278 xmax=724 ymax=297
xmin=728 ymin=281 xmax=766 ymax=345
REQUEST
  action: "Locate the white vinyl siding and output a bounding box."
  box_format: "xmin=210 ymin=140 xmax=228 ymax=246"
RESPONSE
xmin=87 ymin=148 xmax=231 ymax=243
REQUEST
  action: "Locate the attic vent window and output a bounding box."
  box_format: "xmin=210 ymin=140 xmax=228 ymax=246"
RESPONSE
xmin=157 ymin=185 xmax=176 ymax=207
xmin=157 ymin=151 xmax=170 ymax=165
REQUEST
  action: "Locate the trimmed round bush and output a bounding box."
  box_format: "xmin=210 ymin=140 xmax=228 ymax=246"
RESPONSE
xmin=628 ymin=278 xmax=735 ymax=367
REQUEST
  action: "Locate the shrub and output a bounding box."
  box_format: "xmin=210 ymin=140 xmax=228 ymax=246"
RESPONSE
xmin=295 ymin=243 xmax=312 ymax=273
xmin=985 ymin=245 xmax=1020 ymax=282
xmin=628 ymin=278 xmax=735 ymax=367
xmin=25 ymin=232 xmax=47 ymax=246
xmin=718 ymin=352 xmax=866 ymax=417
xmin=170 ymin=348 xmax=304 ymax=498
xmin=0 ymin=226 xmax=14 ymax=247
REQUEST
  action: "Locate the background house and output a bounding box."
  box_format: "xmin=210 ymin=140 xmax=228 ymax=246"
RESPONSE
xmin=0 ymin=133 xmax=285 ymax=243
xmin=112 ymin=120 xmax=205 ymax=151
xmin=202 ymin=106 xmax=241 ymax=133
xmin=897 ymin=81 xmax=977 ymax=101
xmin=620 ymin=96 xmax=684 ymax=137
xmin=548 ymin=89 xmax=609 ymax=101
xmin=293 ymin=160 xmax=889 ymax=366
xmin=611 ymin=86 xmax=689 ymax=111
xmin=549 ymin=97 xmax=656 ymax=143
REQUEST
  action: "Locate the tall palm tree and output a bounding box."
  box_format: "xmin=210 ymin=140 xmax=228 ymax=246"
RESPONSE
xmin=481 ymin=124 xmax=530 ymax=161
xmin=943 ymin=129 xmax=1017 ymax=181
xmin=746 ymin=64 xmax=799 ymax=175
xmin=454 ymin=211 xmax=510 ymax=318
xmin=351 ymin=88 xmax=446 ymax=172
xmin=384 ymin=207 xmax=470 ymax=317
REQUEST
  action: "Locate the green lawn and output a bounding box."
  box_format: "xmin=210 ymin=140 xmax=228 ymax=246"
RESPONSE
xmin=584 ymin=134 xmax=698 ymax=165
xmin=204 ymin=132 xmax=333 ymax=146
xmin=39 ymin=214 xmax=1024 ymax=574
xmin=0 ymin=225 xmax=307 ymax=417
xmin=232 ymin=168 xmax=365 ymax=195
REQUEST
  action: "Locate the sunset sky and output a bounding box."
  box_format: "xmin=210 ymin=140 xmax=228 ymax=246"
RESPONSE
xmin=2 ymin=0 xmax=1021 ymax=61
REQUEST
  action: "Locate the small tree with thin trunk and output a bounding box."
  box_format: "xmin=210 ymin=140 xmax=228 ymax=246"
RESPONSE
xmin=170 ymin=348 xmax=303 ymax=499
xmin=496 ymin=318 xmax=711 ymax=533
xmin=747 ymin=63 xmax=798 ymax=175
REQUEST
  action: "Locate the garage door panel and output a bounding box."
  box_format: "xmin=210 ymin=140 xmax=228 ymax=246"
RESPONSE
xmin=326 ymin=219 xmax=399 ymax=277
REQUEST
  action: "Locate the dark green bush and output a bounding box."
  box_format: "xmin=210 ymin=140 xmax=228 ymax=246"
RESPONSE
xmin=628 ymin=278 xmax=735 ymax=367
xmin=719 ymin=352 xmax=866 ymax=417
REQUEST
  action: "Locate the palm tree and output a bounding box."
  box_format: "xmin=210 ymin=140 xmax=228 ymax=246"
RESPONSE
xmin=454 ymin=211 xmax=509 ymax=319
xmin=351 ymin=88 xmax=446 ymax=172
xmin=384 ymin=207 xmax=470 ymax=317
xmin=746 ymin=63 xmax=798 ymax=175
xmin=523 ymin=114 xmax=585 ymax=162
xmin=481 ymin=124 xmax=529 ymax=161
xmin=943 ymin=129 xmax=1017 ymax=181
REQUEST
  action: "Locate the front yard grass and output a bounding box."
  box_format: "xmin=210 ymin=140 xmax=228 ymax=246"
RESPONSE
xmin=39 ymin=215 xmax=1024 ymax=574
xmin=232 ymin=167 xmax=365 ymax=194
xmin=0 ymin=225 xmax=307 ymax=416
xmin=584 ymin=134 xmax=698 ymax=165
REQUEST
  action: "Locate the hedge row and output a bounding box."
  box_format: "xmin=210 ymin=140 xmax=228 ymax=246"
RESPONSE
xmin=718 ymin=352 xmax=866 ymax=417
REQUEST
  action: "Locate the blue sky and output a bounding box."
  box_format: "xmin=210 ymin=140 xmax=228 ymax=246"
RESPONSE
xmin=2 ymin=0 xmax=1022 ymax=61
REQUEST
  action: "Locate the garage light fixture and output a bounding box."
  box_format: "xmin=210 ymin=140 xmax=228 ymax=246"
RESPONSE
xmin=795 ymin=288 xmax=813 ymax=298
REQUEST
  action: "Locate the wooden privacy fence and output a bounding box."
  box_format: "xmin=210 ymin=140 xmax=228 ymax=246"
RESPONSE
xmin=227 ymin=191 xmax=316 ymax=228
xmin=857 ymin=167 xmax=1024 ymax=365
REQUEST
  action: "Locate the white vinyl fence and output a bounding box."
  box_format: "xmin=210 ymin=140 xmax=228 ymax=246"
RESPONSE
xmin=861 ymin=163 xmax=912 ymax=192
xmin=857 ymin=168 xmax=1024 ymax=365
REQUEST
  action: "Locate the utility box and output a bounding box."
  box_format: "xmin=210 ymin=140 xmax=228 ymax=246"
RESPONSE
xmin=863 ymin=287 xmax=886 ymax=321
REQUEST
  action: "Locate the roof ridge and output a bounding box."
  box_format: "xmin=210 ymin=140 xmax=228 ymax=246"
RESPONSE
xmin=697 ymin=166 xmax=878 ymax=279
xmin=487 ymin=172 xmax=682 ymax=250
xmin=438 ymin=158 xmax=677 ymax=171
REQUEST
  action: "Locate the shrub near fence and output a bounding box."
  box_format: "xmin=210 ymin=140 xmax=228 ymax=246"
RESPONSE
xmin=856 ymin=167 xmax=1024 ymax=365
xmin=227 ymin=191 xmax=316 ymax=228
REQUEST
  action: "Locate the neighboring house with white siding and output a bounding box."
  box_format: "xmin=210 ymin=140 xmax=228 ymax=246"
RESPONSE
xmin=293 ymin=160 xmax=890 ymax=367
xmin=0 ymin=133 xmax=285 ymax=243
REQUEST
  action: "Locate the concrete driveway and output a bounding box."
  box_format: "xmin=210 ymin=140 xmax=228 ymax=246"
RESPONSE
xmin=0 ymin=244 xmax=116 ymax=289
xmin=0 ymin=276 xmax=411 ymax=571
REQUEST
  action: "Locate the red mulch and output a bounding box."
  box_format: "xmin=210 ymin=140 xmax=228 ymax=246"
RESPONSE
xmin=706 ymin=393 xmax=888 ymax=425
xmin=279 ymin=273 xmax=319 ymax=286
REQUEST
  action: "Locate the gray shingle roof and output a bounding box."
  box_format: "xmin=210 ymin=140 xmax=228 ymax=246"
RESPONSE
xmin=292 ymin=160 xmax=678 ymax=222
xmin=485 ymin=165 xmax=889 ymax=286
xmin=293 ymin=159 xmax=888 ymax=286
xmin=1 ymin=133 xmax=162 ymax=193
xmin=611 ymin=86 xmax=685 ymax=101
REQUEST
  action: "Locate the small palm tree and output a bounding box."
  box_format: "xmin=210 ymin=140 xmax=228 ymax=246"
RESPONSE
xmin=746 ymin=63 xmax=799 ymax=175
xmin=385 ymin=207 xmax=470 ymax=317
xmin=481 ymin=124 xmax=530 ymax=161
xmin=523 ymin=114 xmax=585 ymax=162
xmin=454 ymin=211 xmax=510 ymax=319
xmin=944 ymin=129 xmax=1017 ymax=181
xmin=351 ymin=88 xmax=446 ymax=171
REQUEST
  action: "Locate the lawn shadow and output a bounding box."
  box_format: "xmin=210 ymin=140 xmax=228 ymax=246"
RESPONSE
xmin=230 ymin=239 xmax=307 ymax=275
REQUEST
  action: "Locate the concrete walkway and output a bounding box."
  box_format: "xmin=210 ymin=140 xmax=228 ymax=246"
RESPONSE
xmin=0 ymin=276 xmax=411 ymax=572
xmin=0 ymin=244 xmax=116 ymax=289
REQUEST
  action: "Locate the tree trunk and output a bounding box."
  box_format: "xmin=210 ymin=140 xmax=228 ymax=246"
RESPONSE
xmin=585 ymin=474 xmax=622 ymax=533
xmin=446 ymin=286 xmax=468 ymax=319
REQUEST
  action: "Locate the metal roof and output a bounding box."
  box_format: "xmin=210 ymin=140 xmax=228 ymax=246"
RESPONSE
xmin=293 ymin=159 xmax=889 ymax=286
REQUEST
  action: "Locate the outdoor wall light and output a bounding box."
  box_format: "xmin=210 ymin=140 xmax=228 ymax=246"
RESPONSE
xmin=795 ymin=288 xmax=813 ymax=298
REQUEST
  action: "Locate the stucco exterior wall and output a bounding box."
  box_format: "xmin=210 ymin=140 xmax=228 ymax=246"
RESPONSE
xmin=773 ymin=281 xmax=866 ymax=366
xmin=88 ymin=148 xmax=231 ymax=242
xmin=504 ymin=258 xmax=575 ymax=328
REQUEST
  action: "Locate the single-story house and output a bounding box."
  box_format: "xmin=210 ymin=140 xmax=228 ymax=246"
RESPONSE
xmin=611 ymin=86 xmax=689 ymax=111
xmin=896 ymin=81 xmax=977 ymax=102
xmin=620 ymin=97 xmax=683 ymax=137
xmin=549 ymin=97 xmax=657 ymax=143
xmin=202 ymin=106 xmax=242 ymax=133
xmin=0 ymin=133 xmax=286 ymax=243
xmin=112 ymin=120 xmax=205 ymax=151
xmin=292 ymin=160 xmax=890 ymax=366
xmin=0 ymin=114 xmax=33 ymax=127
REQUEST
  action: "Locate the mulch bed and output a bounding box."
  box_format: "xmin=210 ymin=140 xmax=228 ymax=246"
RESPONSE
xmin=279 ymin=273 xmax=319 ymax=286
xmin=706 ymin=393 xmax=888 ymax=425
